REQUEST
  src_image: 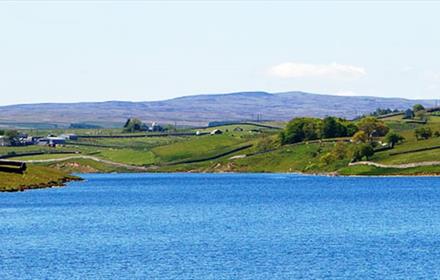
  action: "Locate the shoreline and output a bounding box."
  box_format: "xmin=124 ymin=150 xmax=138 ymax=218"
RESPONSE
xmin=73 ymin=170 xmax=440 ymax=178
xmin=0 ymin=173 xmax=82 ymax=193
xmin=4 ymin=168 xmax=440 ymax=193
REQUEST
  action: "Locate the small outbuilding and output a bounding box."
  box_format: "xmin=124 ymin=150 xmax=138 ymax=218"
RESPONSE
xmin=149 ymin=122 xmax=164 ymax=132
xmin=210 ymin=129 xmax=223 ymax=135
xmin=38 ymin=137 xmax=66 ymax=147
xmin=60 ymin=133 xmax=78 ymax=141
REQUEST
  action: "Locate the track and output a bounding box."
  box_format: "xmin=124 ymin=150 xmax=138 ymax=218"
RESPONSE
xmin=2 ymin=156 xmax=151 ymax=171
xmin=349 ymin=161 xmax=440 ymax=169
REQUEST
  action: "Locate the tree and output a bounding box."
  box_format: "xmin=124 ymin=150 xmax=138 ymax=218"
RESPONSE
xmin=403 ymin=109 xmax=415 ymax=119
xmin=415 ymin=110 xmax=427 ymax=121
xmin=321 ymin=117 xmax=360 ymax=139
xmin=352 ymin=131 xmax=368 ymax=143
xmin=123 ymin=118 xmax=143 ymax=133
xmin=281 ymin=118 xmax=321 ymax=144
xmin=281 ymin=116 xmax=359 ymax=145
xmin=322 ymin=117 xmax=339 ymax=138
xmin=413 ymin=104 xmax=425 ymax=112
xmin=123 ymin=118 xmax=131 ymax=128
xmin=384 ymin=131 xmax=405 ymax=148
xmin=352 ymin=144 xmax=374 ymax=161
xmin=415 ymin=127 xmax=432 ymax=140
xmin=321 ymin=117 xmax=349 ymax=138
xmin=4 ymin=130 xmax=19 ymax=146
xmin=279 ymin=131 xmax=286 ymax=144
xmin=5 ymin=130 xmax=19 ymax=139
xmin=303 ymin=121 xmax=319 ymax=140
xmin=357 ymin=117 xmax=389 ymax=139
xmin=371 ymin=108 xmax=394 ymax=117
xmin=345 ymin=123 xmax=359 ymax=137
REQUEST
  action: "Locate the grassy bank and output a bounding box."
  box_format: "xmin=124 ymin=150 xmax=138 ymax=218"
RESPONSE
xmin=338 ymin=164 xmax=440 ymax=176
xmin=0 ymin=165 xmax=81 ymax=192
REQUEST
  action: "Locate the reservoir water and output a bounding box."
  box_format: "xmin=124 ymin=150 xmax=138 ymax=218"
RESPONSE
xmin=2 ymin=173 xmax=440 ymax=279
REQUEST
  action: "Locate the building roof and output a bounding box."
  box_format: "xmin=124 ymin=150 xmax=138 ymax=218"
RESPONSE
xmin=210 ymin=129 xmax=223 ymax=135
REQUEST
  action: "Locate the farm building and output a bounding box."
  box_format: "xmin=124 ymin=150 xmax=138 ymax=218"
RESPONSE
xmin=233 ymin=127 xmax=244 ymax=132
xmin=60 ymin=133 xmax=78 ymax=140
xmin=210 ymin=129 xmax=223 ymax=135
xmin=22 ymin=136 xmax=38 ymax=145
xmin=38 ymin=137 xmax=66 ymax=147
xmin=149 ymin=122 xmax=164 ymax=132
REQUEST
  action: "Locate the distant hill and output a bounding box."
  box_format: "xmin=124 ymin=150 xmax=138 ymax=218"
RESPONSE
xmin=0 ymin=91 xmax=436 ymax=127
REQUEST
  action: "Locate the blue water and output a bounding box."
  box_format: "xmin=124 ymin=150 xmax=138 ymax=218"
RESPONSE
xmin=2 ymin=174 xmax=440 ymax=279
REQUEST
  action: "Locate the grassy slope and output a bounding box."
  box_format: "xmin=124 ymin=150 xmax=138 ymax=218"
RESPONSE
xmin=155 ymin=142 xmax=346 ymax=173
xmin=2 ymin=133 xmax=252 ymax=166
xmin=97 ymin=149 xmax=157 ymax=165
xmin=371 ymin=115 xmax=440 ymax=165
xmin=6 ymin=117 xmax=440 ymax=179
xmin=196 ymin=124 xmax=278 ymax=132
xmin=74 ymin=136 xmax=180 ymax=149
xmin=343 ymin=114 xmax=440 ymax=175
xmin=44 ymin=158 xmax=137 ymax=173
xmin=7 ymin=153 xmax=81 ymax=161
xmin=338 ymin=165 xmax=440 ymax=176
xmin=151 ymin=134 xmax=248 ymax=163
xmin=0 ymin=165 xmax=80 ymax=192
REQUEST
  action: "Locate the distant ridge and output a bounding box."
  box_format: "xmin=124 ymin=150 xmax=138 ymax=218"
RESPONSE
xmin=0 ymin=91 xmax=436 ymax=127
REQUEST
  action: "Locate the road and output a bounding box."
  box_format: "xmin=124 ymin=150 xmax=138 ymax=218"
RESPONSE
xmin=4 ymin=156 xmax=152 ymax=171
xmin=349 ymin=161 xmax=440 ymax=169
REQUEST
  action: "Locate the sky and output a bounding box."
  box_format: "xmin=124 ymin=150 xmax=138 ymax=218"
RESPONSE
xmin=0 ymin=1 xmax=439 ymax=105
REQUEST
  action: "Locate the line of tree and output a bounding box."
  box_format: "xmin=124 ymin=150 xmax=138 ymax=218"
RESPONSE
xmin=351 ymin=117 xmax=390 ymax=143
xmin=279 ymin=116 xmax=402 ymax=162
xmin=279 ymin=116 xmax=358 ymax=145
xmin=370 ymin=108 xmax=400 ymax=117
xmin=0 ymin=130 xmax=20 ymax=145
xmin=413 ymin=104 xmax=425 ymax=112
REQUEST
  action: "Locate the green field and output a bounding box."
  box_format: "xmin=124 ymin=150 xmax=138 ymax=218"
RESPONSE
xmin=338 ymin=164 xmax=440 ymax=176
xmin=98 ymin=149 xmax=157 ymax=165
xmin=151 ymin=134 xmax=249 ymax=163
xmin=7 ymin=153 xmax=80 ymax=161
xmin=149 ymin=114 xmax=440 ymax=175
xmin=0 ymin=125 xmax=273 ymax=190
xmin=6 ymin=115 xmax=440 ymax=191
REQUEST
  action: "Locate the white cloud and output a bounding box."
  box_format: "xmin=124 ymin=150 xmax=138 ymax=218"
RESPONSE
xmin=268 ymin=62 xmax=366 ymax=79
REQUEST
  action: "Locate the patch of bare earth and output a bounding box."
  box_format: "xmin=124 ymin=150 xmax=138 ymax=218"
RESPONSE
xmin=53 ymin=162 xmax=99 ymax=173
xmin=207 ymin=162 xmax=238 ymax=172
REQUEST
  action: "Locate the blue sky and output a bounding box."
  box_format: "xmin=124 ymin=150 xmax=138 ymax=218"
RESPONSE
xmin=0 ymin=1 xmax=439 ymax=105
